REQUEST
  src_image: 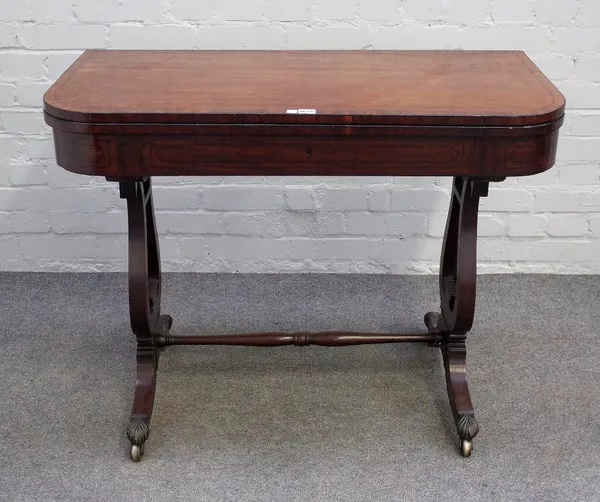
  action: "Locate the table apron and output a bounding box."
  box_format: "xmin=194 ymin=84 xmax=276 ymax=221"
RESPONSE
xmin=52 ymin=129 xmax=559 ymax=178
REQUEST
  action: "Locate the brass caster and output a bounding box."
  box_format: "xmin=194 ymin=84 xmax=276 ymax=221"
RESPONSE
xmin=130 ymin=444 xmax=144 ymax=462
xmin=460 ymin=439 xmax=473 ymax=457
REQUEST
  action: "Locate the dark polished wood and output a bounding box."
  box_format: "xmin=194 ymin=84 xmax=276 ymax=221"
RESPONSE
xmin=46 ymin=120 xmax=561 ymax=178
xmin=43 ymin=50 xmax=565 ymax=461
xmin=44 ymin=51 xmax=563 ymax=178
xmin=44 ymin=50 xmax=564 ymax=126
xmin=119 ymin=179 xmax=173 ymax=460
xmin=161 ymin=331 xmax=441 ymax=347
xmin=424 ymin=177 xmax=488 ymax=454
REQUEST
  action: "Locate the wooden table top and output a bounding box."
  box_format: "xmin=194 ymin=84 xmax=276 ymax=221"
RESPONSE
xmin=44 ymin=50 xmax=564 ymax=128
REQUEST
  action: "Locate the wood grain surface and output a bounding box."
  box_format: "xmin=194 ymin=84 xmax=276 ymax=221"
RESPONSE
xmin=44 ymin=49 xmax=565 ymax=177
xmin=44 ymin=50 xmax=565 ymax=127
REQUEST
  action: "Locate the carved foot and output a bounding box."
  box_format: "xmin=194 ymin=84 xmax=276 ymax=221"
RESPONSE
xmin=457 ymin=413 xmax=479 ymax=457
xmin=456 ymin=414 xmax=479 ymax=457
xmin=127 ymin=415 xmax=149 ymax=462
xmin=127 ymin=415 xmax=150 ymax=445
xmin=457 ymin=413 xmax=479 ymax=441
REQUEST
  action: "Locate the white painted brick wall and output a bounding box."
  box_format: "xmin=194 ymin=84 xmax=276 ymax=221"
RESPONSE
xmin=1 ymin=0 xmax=599 ymax=274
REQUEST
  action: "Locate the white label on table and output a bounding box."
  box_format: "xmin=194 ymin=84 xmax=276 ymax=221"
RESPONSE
xmin=286 ymin=109 xmax=316 ymax=114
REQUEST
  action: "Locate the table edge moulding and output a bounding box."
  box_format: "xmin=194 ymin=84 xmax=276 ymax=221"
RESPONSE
xmin=43 ymin=49 xmax=566 ymax=461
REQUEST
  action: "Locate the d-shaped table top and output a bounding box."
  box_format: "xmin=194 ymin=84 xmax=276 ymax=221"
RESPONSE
xmin=44 ymin=50 xmax=565 ymax=128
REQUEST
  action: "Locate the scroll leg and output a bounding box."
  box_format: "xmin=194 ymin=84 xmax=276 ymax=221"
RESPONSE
xmin=120 ymin=178 xmax=172 ymax=461
xmin=425 ymin=177 xmax=488 ymax=456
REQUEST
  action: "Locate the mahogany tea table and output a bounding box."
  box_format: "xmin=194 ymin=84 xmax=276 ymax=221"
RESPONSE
xmin=43 ymin=50 xmax=565 ymax=461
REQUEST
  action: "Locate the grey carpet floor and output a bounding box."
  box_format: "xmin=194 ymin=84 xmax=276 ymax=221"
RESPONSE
xmin=0 ymin=273 xmax=599 ymax=502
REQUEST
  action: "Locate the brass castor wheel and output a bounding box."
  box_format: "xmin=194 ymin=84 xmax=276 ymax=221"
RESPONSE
xmin=460 ymin=439 xmax=473 ymax=457
xmin=130 ymin=443 xmax=145 ymax=462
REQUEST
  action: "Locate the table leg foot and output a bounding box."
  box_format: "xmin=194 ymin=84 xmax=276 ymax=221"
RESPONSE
xmin=443 ymin=333 xmax=479 ymax=456
xmin=126 ymin=316 xmax=173 ymax=462
xmin=127 ymin=417 xmax=149 ymax=462
xmin=425 ymin=310 xmax=480 ymax=454
xmin=457 ymin=414 xmax=479 ymax=442
xmin=126 ymin=344 xmax=158 ymax=461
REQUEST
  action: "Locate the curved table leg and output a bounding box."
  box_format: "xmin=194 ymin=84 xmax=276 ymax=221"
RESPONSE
xmin=425 ymin=177 xmax=488 ymax=457
xmin=120 ymin=178 xmax=172 ymax=462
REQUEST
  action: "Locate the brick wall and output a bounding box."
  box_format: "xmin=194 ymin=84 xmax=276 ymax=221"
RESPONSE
xmin=0 ymin=0 xmax=599 ymax=273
